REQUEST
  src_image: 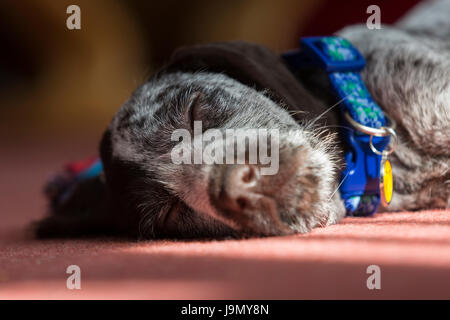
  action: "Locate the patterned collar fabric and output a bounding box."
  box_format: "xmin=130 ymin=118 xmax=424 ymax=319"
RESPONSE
xmin=283 ymin=36 xmax=390 ymax=216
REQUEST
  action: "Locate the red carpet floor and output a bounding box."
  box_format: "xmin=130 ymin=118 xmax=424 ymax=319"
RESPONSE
xmin=1 ymin=139 xmax=449 ymax=299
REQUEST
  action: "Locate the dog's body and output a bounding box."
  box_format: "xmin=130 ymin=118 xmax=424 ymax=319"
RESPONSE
xmin=337 ymin=4 xmax=450 ymax=211
xmin=35 ymin=0 xmax=449 ymax=239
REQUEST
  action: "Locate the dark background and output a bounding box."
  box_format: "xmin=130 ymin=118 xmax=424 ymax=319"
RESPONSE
xmin=0 ymin=0 xmax=420 ymax=144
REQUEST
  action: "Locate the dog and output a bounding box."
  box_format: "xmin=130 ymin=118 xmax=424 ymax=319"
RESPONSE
xmin=35 ymin=0 xmax=449 ymax=239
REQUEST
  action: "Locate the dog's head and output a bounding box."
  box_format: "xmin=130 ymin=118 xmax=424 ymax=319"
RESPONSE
xmin=101 ymin=72 xmax=342 ymax=239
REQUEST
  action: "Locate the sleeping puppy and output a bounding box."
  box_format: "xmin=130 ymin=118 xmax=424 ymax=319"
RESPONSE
xmin=35 ymin=0 xmax=449 ymax=239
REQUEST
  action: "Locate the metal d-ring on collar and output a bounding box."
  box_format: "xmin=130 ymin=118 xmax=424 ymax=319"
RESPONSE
xmin=344 ymin=112 xmax=398 ymax=156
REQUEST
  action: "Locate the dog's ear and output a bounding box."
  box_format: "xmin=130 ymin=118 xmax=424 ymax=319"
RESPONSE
xmin=98 ymin=128 xmax=150 ymax=236
xmin=183 ymin=91 xmax=206 ymax=129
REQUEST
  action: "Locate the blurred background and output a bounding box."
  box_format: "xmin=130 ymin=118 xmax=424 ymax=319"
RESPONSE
xmin=0 ymin=0 xmax=421 ymax=142
xmin=0 ymin=0 xmax=421 ymax=227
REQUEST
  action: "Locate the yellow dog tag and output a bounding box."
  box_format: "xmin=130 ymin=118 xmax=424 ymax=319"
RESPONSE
xmin=380 ymin=153 xmax=393 ymax=206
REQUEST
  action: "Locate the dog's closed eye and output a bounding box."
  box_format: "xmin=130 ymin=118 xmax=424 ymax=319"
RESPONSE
xmin=184 ymin=91 xmax=206 ymax=130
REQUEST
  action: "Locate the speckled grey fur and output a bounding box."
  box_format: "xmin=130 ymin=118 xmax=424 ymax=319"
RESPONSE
xmin=109 ymin=72 xmax=343 ymax=237
xmin=35 ymin=0 xmax=449 ymax=240
xmin=337 ymin=0 xmax=450 ymax=211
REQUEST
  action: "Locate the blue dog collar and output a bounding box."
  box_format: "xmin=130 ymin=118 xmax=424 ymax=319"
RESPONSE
xmin=283 ymin=36 xmax=395 ymax=216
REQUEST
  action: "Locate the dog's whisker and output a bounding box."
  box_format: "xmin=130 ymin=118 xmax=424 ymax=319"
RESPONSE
xmin=328 ymin=170 xmax=350 ymax=201
xmin=306 ymin=95 xmax=350 ymax=130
